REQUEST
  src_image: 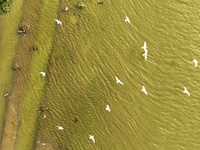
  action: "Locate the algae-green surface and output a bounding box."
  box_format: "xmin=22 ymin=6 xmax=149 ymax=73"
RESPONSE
xmin=1 ymin=0 xmax=200 ymax=150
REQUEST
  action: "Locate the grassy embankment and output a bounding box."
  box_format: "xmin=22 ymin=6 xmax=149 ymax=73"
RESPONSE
xmin=0 ymin=0 xmax=23 ymax=149
xmin=0 ymin=0 xmax=59 ymax=149
xmin=14 ymin=0 xmax=60 ymax=149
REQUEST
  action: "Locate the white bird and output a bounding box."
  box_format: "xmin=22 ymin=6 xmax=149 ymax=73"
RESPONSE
xmin=3 ymin=92 xmax=8 ymax=97
xmin=115 ymin=76 xmax=124 ymax=85
xmin=105 ymin=104 xmax=111 ymax=112
xmin=125 ymin=16 xmax=130 ymax=24
xmin=56 ymin=126 xmax=64 ymax=130
xmin=142 ymin=41 xmax=148 ymax=60
xmin=39 ymin=72 xmax=46 ymax=77
xmin=183 ymin=87 xmax=190 ymax=96
xmin=192 ymin=59 xmax=198 ymax=67
xmin=65 ymin=7 xmax=68 ymax=11
xmin=141 ymin=86 xmax=148 ymax=95
xmin=89 ymin=135 xmax=95 ymax=143
xmin=142 ymin=41 xmax=147 ymax=50
xmin=142 ymin=52 xmax=148 ymax=60
xmin=54 ymin=19 xmax=62 ymax=25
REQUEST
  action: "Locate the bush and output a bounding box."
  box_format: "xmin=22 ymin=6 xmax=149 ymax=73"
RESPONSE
xmin=76 ymin=2 xmax=86 ymax=9
xmin=0 ymin=0 xmax=10 ymax=13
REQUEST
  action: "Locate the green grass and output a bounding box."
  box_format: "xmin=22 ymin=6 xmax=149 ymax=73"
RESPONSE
xmin=14 ymin=0 xmax=60 ymax=149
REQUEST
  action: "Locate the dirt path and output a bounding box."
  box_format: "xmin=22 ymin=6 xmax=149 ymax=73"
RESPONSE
xmin=0 ymin=92 xmax=20 ymax=150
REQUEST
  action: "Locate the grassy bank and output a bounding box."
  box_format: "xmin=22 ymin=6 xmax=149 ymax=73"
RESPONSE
xmin=14 ymin=0 xmax=60 ymax=149
xmin=0 ymin=0 xmax=23 ymax=146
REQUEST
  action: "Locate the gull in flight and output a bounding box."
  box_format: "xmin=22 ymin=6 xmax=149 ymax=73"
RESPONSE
xmin=115 ymin=76 xmax=124 ymax=85
xmin=192 ymin=59 xmax=198 ymax=67
xmin=56 ymin=126 xmax=64 ymax=130
xmin=142 ymin=52 xmax=148 ymax=60
xmin=142 ymin=41 xmax=148 ymax=60
xmin=89 ymin=135 xmax=95 ymax=143
xmin=142 ymin=41 xmax=147 ymax=50
xmin=125 ymin=16 xmax=131 ymax=24
xmin=3 ymin=92 xmax=8 ymax=97
xmin=54 ymin=19 xmax=62 ymax=25
xmin=105 ymin=104 xmax=111 ymax=112
xmin=39 ymin=72 xmax=46 ymax=77
xmin=65 ymin=7 xmax=68 ymax=11
xmin=183 ymin=87 xmax=190 ymax=96
xmin=141 ymin=86 xmax=148 ymax=95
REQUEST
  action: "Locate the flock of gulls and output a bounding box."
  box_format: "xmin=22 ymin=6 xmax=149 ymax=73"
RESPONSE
xmin=126 ymin=16 xmax=196 ymax=97
xmin=38 ymin=14 xmax=198 ymax=146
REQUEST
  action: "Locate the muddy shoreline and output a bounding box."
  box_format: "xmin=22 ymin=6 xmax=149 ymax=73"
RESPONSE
xmin=0 ymin=20 xmax=39 ymax=150
xmin=0 ymin=90 xmax=20 ymax=150
xmin=0 ymin=0 xmax=55 ymax=148
xmin=0 ymin=33 xmax=35 ymax=150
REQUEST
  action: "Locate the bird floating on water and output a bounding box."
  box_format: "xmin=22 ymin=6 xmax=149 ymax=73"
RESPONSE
xmin=39 ymin=72 xmax=46 ymax=77
xmin=141 ymin=86 xmax=148 ymax=95
xmin=89 ymin=135 xmax=95 ymax=143
xmin=43 ymin=114 xmax=47 ymax=119
xmin=142 ymin=41 xmax=148 ymax=60
xmin=125 ymin=16 xmax=130 ymax=24
xmin=54 ymin=19 xmax=62 ymax=25
xmin=56 ymin=126 xmax=64 ymax=130
xmin=192 ymin=59 xmax=198 ymax=67
xmin=105 ymin=104 xmax=111 ymax=112
xmin=41 ymin=143 xmax=46 ymax=146
xmin=183 ymin=87 xmax=190 ymax=96
xmin=115 ymin=76 xmax=124 ymax=85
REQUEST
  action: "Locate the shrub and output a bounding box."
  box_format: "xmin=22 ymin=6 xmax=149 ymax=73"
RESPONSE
xmin=0 ymin=0 xmax=10 ymax=13
xmin=76 ymin=2 xmax=86 ymax=9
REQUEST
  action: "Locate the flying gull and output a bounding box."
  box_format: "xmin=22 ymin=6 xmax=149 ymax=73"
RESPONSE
xmin=141 ymin=86 xmax=148 ymax=95
xmin=54 ymin=19 xmax=62 ymax=25
xmin=105 ymin=104 xmax=111 ymax=112
xmin=183 ymin=87 xmax=190 ymax=96
xmin=56 ymin=126 xmax=64 ymax=130
xmin=141 ymin=41 xmax=148 ymax=60
xmin=115 ymin=76 xmax=124 ymax=85
xmin=192 ymin=59 xmax=198 ymax=67
xmin=89 ymin=135 xmax=95 ymax=143
xmin=125 ymin=16 xmax=131 ymax=24
xmin=39 ymin=72 xmax=46 ymax=77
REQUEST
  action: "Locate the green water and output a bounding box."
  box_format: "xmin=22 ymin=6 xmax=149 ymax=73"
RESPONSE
xmin=34 ymin=0 xmax=200 ymax=149
xmin=2 ymin=0 xmax=200 ymax=149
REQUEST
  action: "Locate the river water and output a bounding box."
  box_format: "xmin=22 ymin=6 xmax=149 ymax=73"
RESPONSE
xmin=1 ymin=0 xmax=200 ymax=150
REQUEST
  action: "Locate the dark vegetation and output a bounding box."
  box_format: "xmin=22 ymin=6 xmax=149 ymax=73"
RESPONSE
xmin=76 ymin=2 xmax=86 ymax=9
xmin=0 ymin=0 xmax=10 ymax=13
